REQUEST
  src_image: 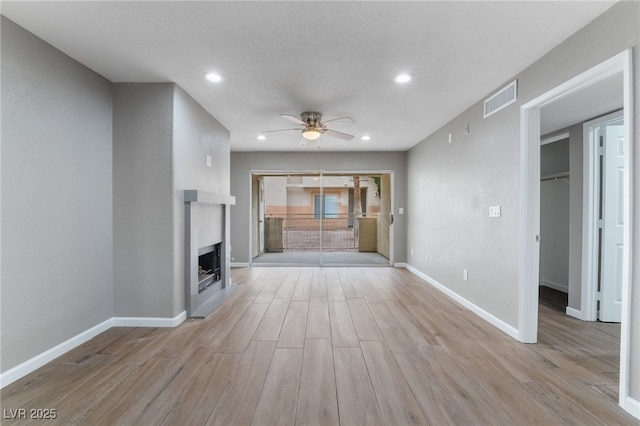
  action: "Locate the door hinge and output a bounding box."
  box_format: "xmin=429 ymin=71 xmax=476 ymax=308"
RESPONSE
xmin=596 ymin=291 xmax=602 ymax=301
xmin=598 ymin=219 xmax=604 ymax=228
xmin=598 ymin=146 xmax=604 ymax=156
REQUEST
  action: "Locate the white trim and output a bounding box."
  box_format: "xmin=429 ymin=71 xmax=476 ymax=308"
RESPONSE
xmin=112 ymin=311 xmax=186 ymax=328
xmin=393 ymin=262 xmax=407 ymax=268
xmin=582 ymin=111 xmax=624 ymax=321
xmin=0 ymin=318 xmax=113 ymax=388
xmin=618 ymin=48 xmax=634 ymax=417
xmin=539 ymin=280 xmax=568 ymax=293
xmin=0 ymin=311 xmax=187 ymax=389
xmin=565 ymin=306 xmax=586 ymax=321
xmin=518 ymin=105 xmax=541 ymax=343
xmin=622 ymin=396 xmax=640 ymax=421
xmin=231 ymin=262 xmax=250 ymax=268
xmin=405 ymin=264 xmax=519 ymax=340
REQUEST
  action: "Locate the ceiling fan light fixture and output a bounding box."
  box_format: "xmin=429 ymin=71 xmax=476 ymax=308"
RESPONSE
xmin=257 ymin=134 xmax=266 ymax=140
xmin=361 ymin=135 xmax=371 ymax=141
xmin=302 ymin=128 xmax=321 ymax=140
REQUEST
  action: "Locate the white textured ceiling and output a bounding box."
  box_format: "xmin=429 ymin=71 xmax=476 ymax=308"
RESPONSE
xmin=1 ymin=1 xmax=617 ymax=151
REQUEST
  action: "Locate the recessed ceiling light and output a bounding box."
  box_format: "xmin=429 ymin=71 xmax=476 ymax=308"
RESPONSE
xmin=394 ymin=73 xmax=412 ymax=84
xmin=257 ymin=134 xmax=266 ymax=140
xmin=361 ymin=135 xmax=371 ymax=141
xmin=205 ymin=72 xmax=222 ymax=83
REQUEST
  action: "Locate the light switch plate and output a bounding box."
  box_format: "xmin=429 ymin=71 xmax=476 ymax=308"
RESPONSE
xmin=399 ymin=207 xmax=404 ymax=214
xmin=489 ymin=205 xmax=501 ymax=217
xmin=206 ymin=155 xmax=212 ymax=167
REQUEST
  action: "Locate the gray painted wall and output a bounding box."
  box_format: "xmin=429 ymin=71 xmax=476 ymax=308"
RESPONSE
xmin=230 ymin=152 xmax=407 ymax=264
xmin=113 ymin=83 xmax=175 ymax=318
xmin=172 ymin=86 xmax=231 ymax=315
xmin=1 ymin=17 xmax=114 ymax=372
xmin=113 ymin=84 xmax=231 ymax=318
xmin=406 ymin=1 xmax=639 ymax=398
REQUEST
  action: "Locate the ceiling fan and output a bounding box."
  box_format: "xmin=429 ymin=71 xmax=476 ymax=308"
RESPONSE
xmin=262 ymin=112 xmax=355 ymax=144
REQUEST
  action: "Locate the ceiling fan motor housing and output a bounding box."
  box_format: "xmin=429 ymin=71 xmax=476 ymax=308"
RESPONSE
xmin=301 ymin=112 xmax=323 ymax=126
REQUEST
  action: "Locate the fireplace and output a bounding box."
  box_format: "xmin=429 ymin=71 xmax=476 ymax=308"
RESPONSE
xmin=184 ymin=190 xmax=236 ymax=318
xmin=198 ymin=243 xmax=221 ymax=293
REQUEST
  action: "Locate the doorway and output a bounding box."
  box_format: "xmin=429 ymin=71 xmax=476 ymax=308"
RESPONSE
xmin=250 ymin=171 xmax=393 ymax=266
xmin=519 ymin=50 xmax=633 ymax=411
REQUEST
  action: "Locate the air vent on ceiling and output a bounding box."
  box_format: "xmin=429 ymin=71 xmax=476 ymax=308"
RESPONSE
xmin=484 ymin=80 xmax=517 ymax=118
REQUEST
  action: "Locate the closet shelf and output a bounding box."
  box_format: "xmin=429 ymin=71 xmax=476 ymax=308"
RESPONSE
xmin=541 ymin=172 xmax=570 ymax=182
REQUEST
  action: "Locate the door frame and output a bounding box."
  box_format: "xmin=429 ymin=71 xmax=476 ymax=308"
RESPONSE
xmin=249 ymin=169 xmax=395 ymax=266
xmin=582 ymin=110 xmax=624 ymax=322
xmin=519 ymin=49 xmax=633 ymax=409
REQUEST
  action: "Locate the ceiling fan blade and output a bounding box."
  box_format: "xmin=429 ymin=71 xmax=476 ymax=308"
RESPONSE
xmin=322 ymin=116 xmax=355 ymax=124
xmin=281 ymin=114 xmax=306 ymax=125
xmin=324 ymin=129 xmax=354 ymax=141
xmin=261 ymin=128 xmax=302 ymax=134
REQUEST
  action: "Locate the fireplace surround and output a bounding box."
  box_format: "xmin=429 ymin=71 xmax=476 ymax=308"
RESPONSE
xmin=184 ymin=190 xmax=236 ymax=318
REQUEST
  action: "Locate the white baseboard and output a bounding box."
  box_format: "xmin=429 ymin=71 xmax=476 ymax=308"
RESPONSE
xmin=0 ymin=318 xmax=113 ymax=388
xmin=231 ymin=262 xmax=250 ymax=268
xmin=1 ymin=311 xmax=187 ymax=389
xmin=622 ymin=395 xmax=640 ymax=420
xmin=112 ymin=311 xmax=186 ymax=328
xmin=539 ymin=279 xmax=568 ymax=293
xmin=565 ymin=306 xmax=586 ymax=320
xmin=393 ymin=262 xmax=407 ymax=268
xmin=404 ymin=264 xmax=519 ymax=340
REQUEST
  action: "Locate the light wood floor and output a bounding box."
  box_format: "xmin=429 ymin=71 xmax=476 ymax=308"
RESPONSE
xmin=2 ymin=267 xmax=636 ymax=425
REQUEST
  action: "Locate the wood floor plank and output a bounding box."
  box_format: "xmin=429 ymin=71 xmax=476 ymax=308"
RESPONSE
xmin=131 ymin=347 xmax=215 ymax=425
xmin=196 ymin=299 xmax=252 ymax=348
xmin=385 ymin=300 xmax=431 ymax=347
xmin=296 ymin=339 xmax=339 ymax=426
xmin=310 ymin=275 xmax=328 ymax=298
xmin=306 ymin=297 xmax=330 ymax=339
xmin=327 ymin=277 xmax=346 ymax=301
xmin=251 ymin=348 xmax=303 ymax=426
xmin=277 ymin=300 xmax=309 ymax=348
xmin=160 ymin=353 xmax=241 ymax=426
xmin=292 ymin=274 xmax=312 ymax=301
xmin=329 ymin=300 xmax=359 ymax=348
xmin=217 ymin=303 xmax=270 ymax=353
xmin=252 ymin=298 xmax=290 ymax=341
xmin=394 ymin=352 xmax=473 ymax=426
xmin=275 ymin=269 xmax=301 ymax=299
xmin=347 ymin=298 xmax=384 ymax=341
xmin=80 ymin=357 xmax=182 ymax=425
xmin=206 ymin=341 xmax=276 ymax=426
xmin=368 ymin=303 xmax=418 ymax=353
xmin=360 ymin=341 xmax=428 ymax=425
xmin=333 ymin=347 xmax=385 ymax=425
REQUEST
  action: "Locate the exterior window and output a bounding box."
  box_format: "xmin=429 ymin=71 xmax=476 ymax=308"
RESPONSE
xmin=314 ymin=195 xmax=338 ymax=218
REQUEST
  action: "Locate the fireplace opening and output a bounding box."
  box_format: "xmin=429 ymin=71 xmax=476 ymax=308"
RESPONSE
xmin=198 ymin=243 xmax=221 ymax=293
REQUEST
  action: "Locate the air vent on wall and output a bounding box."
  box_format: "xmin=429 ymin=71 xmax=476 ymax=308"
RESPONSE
xmin=484 ymin=80 xmax=517 ymax=118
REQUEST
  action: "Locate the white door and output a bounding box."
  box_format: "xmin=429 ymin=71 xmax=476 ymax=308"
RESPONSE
xmin=259 ymin=178 xmax=265 ymax=253
xmin=599 ymin=116 xmax=624 ymax=322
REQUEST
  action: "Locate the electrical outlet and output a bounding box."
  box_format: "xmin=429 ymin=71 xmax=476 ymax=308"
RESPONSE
xmin=411 ymin=248 xmax=414 ymax=256
xmin=448 ymin=133 xmax=452 ymax=143
xmin=489 ymin=205 xmax=501 ymax=218
xmin=463 ymin=269 xmax=468 ymax=281
xmin=206 ymin=154 xmax=212 ymax=167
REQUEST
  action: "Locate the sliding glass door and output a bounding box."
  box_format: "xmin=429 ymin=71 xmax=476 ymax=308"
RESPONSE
xmin=251 ymin=171 xmax=391 ymax=266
